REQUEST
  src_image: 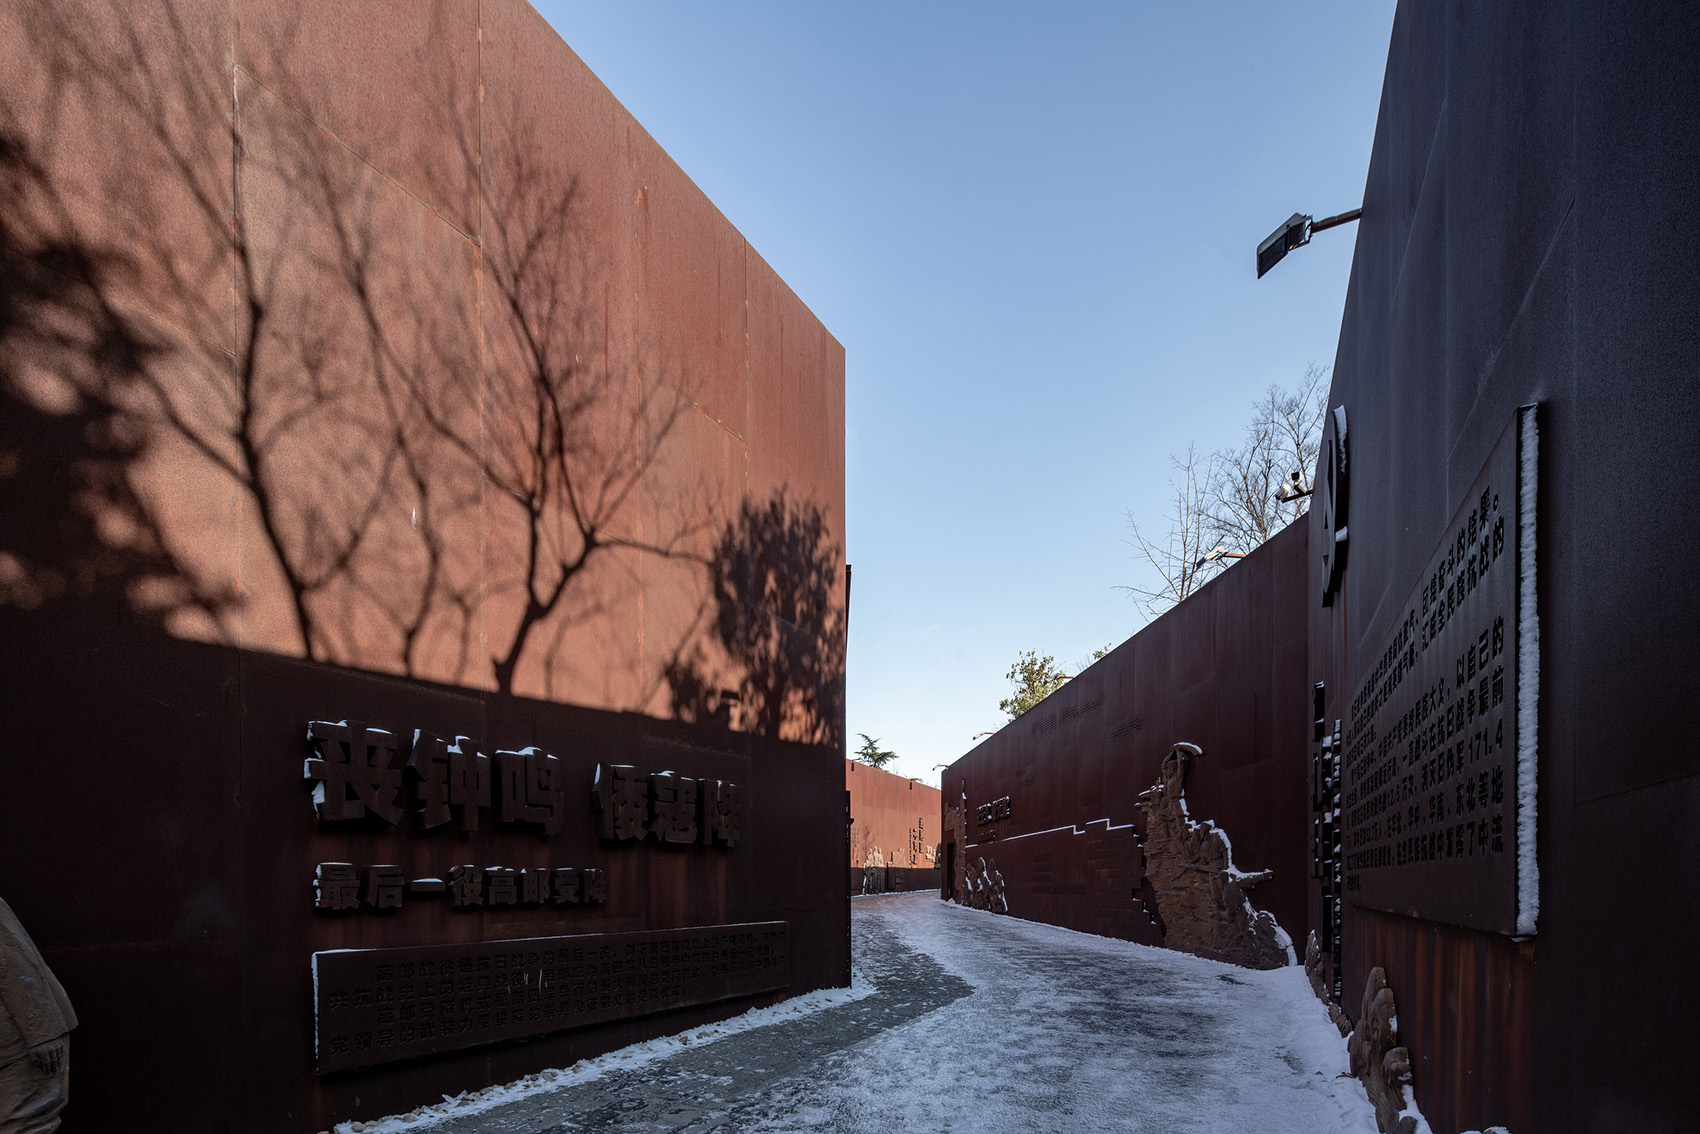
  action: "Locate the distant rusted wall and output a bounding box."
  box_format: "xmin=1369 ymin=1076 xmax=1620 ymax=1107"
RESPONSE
xmin=940 ymin=520 xmax=1310 ymax=948
xmin=0 ymin=1 xmax=847 ymax=1131
xmin=846 ymin=761 xmax=941 ymax=893
xmin=1312 ymin=4 xmax=1700 ymax=1132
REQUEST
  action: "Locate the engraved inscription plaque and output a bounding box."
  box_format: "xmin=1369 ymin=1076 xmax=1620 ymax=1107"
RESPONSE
xmin=313 ymin=922 xmax=789 ymax=1074
xmin=1339 ymin=406 xmax=1537 ymax=935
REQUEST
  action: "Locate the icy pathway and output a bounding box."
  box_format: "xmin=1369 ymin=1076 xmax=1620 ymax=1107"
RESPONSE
xmin=346 ymin=892 xmax=1376 ymax=1134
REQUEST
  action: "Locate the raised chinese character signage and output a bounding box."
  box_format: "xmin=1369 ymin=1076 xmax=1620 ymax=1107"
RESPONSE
xmin=1339 ymin=406 xmax=1538 ymax=935
xmin=302 ymin=721 xmax=745 ymax=918
xmin=299 ymin=713 xmax=771 ymax=1075
xmin=313 ymin=923 xmax=789 ymax=1074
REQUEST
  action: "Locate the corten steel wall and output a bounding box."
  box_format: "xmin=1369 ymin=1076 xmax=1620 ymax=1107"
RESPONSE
xmin=845 ymin=761 xmax=941 ymax=893
xmin=0 ymin=0 xmax=848 ymax=1131
xmin=1311 ymin=4 xmax=1700 ymax=1132
xmin=0 ymin=0 xmax=847 ymax=718
xmin=940 ymin=521 xmax=1310 ymax=946
xmin=0 ymin=615 xmax=847 ymax=1131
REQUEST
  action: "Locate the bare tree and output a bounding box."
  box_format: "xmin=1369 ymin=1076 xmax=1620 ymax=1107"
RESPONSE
xmin=1123 ymin=365 xmax=1329 ymax=617
xmin=1121 ymin=443 xmax=1219 ymax=617
xmin=1205 ymin=362 xmax=1328 ymax=551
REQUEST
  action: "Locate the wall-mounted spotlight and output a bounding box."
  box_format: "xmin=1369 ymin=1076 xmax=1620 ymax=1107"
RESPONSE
xmin=1256 ymin=208 xmax=1362 ymax=278
xmin=1195 ymin=545 xmax=1247 ymax=571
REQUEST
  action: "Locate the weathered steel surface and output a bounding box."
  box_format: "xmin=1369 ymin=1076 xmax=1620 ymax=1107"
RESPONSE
xmin=846 ymin=761 xmax=941 ymax=894
xmin=1342 ymin=908 xmax=1535 ymax=1134
xmin=940 ymin=520 xmax=1311 ymax=949
xmin=1310 ymin=4 xmax=1700 ymax=1131
xmin=0 ymin=624 xmax=847 ymax=1132
xmin=313 ymin=923 xmax=788 ymax=1074
xmin=0 ymin=0 xmax=847 ymax=1129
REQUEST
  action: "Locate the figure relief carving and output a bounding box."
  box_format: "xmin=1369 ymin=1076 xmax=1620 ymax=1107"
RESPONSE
xmin=0 ymin=898 xmax=77 ymax=1134
xmin=942 ymin=801 xmax=969 ymax=900
xmin=963 ymin=857 xmax=1008 ymax=914
xmin=1304 ymin=932 xmax=1353 ymax=1036
xmin=861 ymin=846 xmax=887 ymax=894
xmin=1137 ymin=743 xmax=1292 ymax=970
xmin=1347 ymin=967 xmax=1420 ymax=1134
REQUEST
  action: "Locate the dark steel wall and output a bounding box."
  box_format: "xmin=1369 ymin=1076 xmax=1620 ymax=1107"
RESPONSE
xmin=0 ymin=611 xmax=849 ymax=1133
xmin=1313 ymin=4 xmax=1700 ymax=1131
xmin=940 ymin=520 xmax=1311 ymax=946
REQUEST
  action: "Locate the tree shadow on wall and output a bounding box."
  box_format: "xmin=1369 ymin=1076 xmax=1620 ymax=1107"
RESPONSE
xmin=0 ymin=131 xmax=233 ymax=626
xmin=664 ymin=493 xmax=846 ymax=750
xmin=1 ymin=0 xmax=714 ymax=700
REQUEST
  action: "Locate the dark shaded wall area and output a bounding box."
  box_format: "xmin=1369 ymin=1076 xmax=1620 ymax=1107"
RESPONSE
xmin=1313 ymin=3 xmax=1700 ymax=1132
xmin=0 ymin=612 xmax=848 ymax=1132
xmin=940 ymin=521 xmax=1310 ymax=947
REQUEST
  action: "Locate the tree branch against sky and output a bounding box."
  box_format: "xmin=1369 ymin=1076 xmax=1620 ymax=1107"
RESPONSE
xmin=1123 ymin=366 xmax=1330 ymax=620
xmin=1206 ymin=363 xmax=1328 ymax=552
xmin=1121 ymin=443 xmax=1218 ymax=618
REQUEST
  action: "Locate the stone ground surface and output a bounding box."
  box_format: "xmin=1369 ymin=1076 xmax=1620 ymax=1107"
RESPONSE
xmin=359 ymin=893 xmax=1377 ymax=1134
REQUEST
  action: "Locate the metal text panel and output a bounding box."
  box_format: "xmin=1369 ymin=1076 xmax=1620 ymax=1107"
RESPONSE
xmin=313 ymin=921 xmax=788 ymax=1073
xmin=1340 ymin=409 xmax=1532 ymax=933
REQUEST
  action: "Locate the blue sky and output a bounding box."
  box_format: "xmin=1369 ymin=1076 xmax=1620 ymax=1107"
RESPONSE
xmin=531 ymin=2 xmax=1398 ymax=782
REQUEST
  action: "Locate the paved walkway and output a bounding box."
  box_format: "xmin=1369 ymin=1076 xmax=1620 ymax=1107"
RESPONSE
xmin=349 ymin=893 xmax=1376 ymax=1134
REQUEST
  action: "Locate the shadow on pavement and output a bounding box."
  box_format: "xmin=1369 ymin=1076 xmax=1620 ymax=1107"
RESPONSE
xmin=436 ymin=901 xmax=972 ymax=1133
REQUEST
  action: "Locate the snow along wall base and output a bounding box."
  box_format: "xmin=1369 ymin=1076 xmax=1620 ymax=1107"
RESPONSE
xmin=1347 ymin=968 xmax=1430 ymax=1134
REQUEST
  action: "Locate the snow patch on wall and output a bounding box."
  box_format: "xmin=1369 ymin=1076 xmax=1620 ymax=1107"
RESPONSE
xmin=1515 ymin=404 xmax=1540 ymax=937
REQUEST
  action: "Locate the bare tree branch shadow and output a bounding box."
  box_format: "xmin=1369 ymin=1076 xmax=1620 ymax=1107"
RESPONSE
xmin=3 ymin=0 xmax=728 ymax=704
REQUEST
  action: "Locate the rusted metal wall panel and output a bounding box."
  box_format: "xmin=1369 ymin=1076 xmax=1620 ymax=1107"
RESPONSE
xmin=1312 ymin=4 xmax=1700 ymax=1131
xmin=940 ymin=520 xmax=1311 ymax=948
xmin=1342 ymin=909 xmax=1536 ymax=1134
xmin=0 ymin=0 xmax=846 ymax=731
xmin=0 ymin=616 xmax=848 ymax=1133
xmin=0 ymin=0 xmax=848 ymax=1130
xmin=846 ymin=761 xmax=941 ymax=893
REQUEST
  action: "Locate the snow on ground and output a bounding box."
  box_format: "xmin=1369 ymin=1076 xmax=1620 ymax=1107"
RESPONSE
xmin=723 ymin=894 xmax=1378 ymax=1134
xmin=334 ymin=892 xmax=1379 ymax=1133
xmin=322 ymin=982 xmax=876 ymax=1134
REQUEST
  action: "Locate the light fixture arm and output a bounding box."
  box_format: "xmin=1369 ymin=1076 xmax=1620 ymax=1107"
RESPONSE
xmin=1308 ymin=207 xmax=1362 ymax=235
